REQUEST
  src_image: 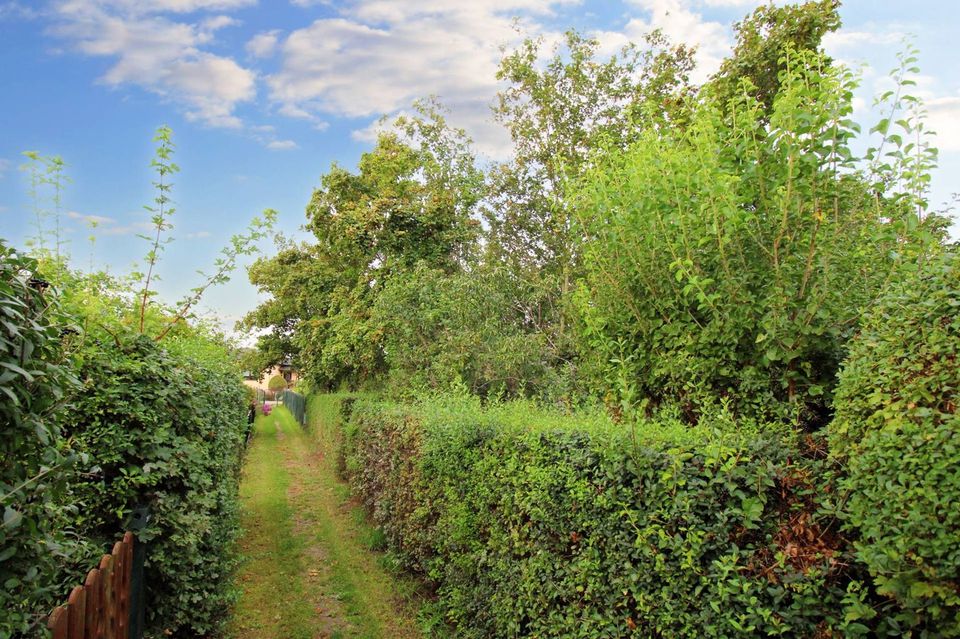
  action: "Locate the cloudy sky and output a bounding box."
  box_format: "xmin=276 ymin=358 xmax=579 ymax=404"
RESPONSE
xmin=1 ymin=0 xmax=958 ymax=333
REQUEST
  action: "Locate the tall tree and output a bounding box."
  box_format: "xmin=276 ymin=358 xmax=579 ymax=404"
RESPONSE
xmin=241 ymin=104 xmax=484 ymax=389
xmin=486 ymin=29 xmax=695 ymax=375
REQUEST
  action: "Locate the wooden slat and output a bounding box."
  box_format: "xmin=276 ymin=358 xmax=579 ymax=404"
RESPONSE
xmin=49 ymin=532 xmax=137 ymax=639
xmin=67 ymin=586 xmax=86 ymax=639
xmin=110 ymin=542 xmax=119 ymax=639
xmin=118 ymin=535 xmax=132 ymax=639
xmin=84 ymin=568 xmax=102 ymax=639
xmin=99 ymin=554 xmax=115 ymax=639
xmin=47 ymin=605 xmax=69 ymax=639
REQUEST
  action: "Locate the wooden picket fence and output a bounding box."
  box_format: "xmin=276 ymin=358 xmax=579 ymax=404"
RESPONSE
xmin=46 ymin=531 xmax=134 ymax=639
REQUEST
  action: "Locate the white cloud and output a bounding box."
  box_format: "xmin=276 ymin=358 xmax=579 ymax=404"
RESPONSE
xmin=617 ymin=0 xmax=733 ymax=82
xmin=66 ymin=0 xmax=256 ymax=14
xmin=266 ymin=0 xmax=760 ymax=157
xmin=0 ymin=1 xmax=41 ymax=20
xmin=266 ymin=139 xmax=298 ymax=150
xmin=700 ymin=0 xmax=759 ymax=5
xmin=201 ymin=14 xmax=238 ymax=30
xmin=926 ymin=93 xmax=960 ymax=152
xmin=0 ymin=158 xmax=9 ymax=178
xmin=267 ymin=1 xmax=575 ymax=158
xmin=67 ymin=210 xmax=114 ymax=225
xmin=52 ymin=0 xmax=255 ymax=128
xmin=822 ymin=28 xmax=904 ymax=53
xmin=100 ymin=220 xmax=155 ymax=236
xmin=186 ymin=230 xmax=213 ymax=238
xmin=246 ymin=29 xmax=280 ymax=57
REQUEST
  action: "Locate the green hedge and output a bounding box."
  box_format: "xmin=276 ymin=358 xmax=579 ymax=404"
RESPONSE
xmin=340 ymin=397 xmax=866 ymax=637
xmin=831 ymin=253 xmax=960 ymax=634
xmin=63 ymin=335 xmax=249 ymax=638
xmin=0 ymin=243 xmax=93 ymax=637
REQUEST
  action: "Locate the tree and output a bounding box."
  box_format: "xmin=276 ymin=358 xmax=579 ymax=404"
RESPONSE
xmin=709 ymin=0 xmax=841 ymax=115
xmin=485 ymin=29 xmax=696 ymax=383
xmin=241 ymin=104 xmax=484 ymax=390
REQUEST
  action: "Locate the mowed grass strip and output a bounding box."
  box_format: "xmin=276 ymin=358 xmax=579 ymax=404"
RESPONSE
xmin=232 ymin=410 xmax=332 ymax=639
xmin=233 ymin=404 xmax=422 ymax=639
xmin=281 ymin=402 xmax=423 ymax=639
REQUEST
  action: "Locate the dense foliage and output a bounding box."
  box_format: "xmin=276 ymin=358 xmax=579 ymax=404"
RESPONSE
xmin=830 ymin=252 xmax=960 ymax=633
xmin=572 ymin=48 xmax=941 ymax=426
xmin=0 ymin=242 xmax=90 ymax=637
xmin=61 ymin=332 xmax=249 ymax=636
xmin=339 ymin=396 xmax=881 ymax=637
xmin=372 ymin=263 xmax=560 ymax=399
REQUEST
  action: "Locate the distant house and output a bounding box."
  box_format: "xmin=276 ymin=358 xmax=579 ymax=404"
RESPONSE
xmin=242 ymin=357 xmax=299 ymax=391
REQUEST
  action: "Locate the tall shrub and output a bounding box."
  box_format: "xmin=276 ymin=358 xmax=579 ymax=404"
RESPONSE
xmin=268 ymin=373 xmax=287 ymax=392
xmin=571 ymin=49 xmax=941 ymax=426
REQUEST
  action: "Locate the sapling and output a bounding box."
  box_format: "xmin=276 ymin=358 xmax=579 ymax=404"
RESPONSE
xmin=132 ymin=125 xmax=278 ymax=339
xmin=20 ymin=151 xmax=47 ymax=251
xmin=45 ymin=155 xmax=68 ymax=261
xmin=138 ymin=125 xmax=178 ymax=333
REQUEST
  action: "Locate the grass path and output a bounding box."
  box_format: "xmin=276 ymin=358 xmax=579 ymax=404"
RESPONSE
xmin=231 ymin=405 xmax=423 ymax=639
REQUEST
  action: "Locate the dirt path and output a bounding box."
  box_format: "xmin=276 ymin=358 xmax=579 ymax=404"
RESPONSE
xmin=232 ymin=406 xmax=423 ymax=639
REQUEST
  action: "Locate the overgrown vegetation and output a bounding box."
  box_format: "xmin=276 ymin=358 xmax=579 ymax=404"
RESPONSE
xmin=830 ymin=252 xmax=960 ymax=633
xmin=0 ymin=242 xmax=90 ymax=638
xmin=62 ymin=333 xmax=249 ymax=635
xmin=573 ymin=46 xmax=941 ymax=427
xmin=240 ymin=0 xmax=958 ymax=636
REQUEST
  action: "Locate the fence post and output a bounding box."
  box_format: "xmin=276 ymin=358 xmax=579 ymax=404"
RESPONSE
xmin=125 ymin=506 xmax=150 ymax=639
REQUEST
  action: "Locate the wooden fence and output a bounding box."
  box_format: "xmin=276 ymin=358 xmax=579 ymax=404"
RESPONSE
xmin=46 ymin=531 xmax=134 ymax=639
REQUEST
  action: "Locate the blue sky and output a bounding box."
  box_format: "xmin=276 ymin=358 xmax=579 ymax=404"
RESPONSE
xmin=1 ymin=0 xmax=958 ymax=334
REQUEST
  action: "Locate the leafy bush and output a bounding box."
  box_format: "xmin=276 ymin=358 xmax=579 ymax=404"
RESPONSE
xmin=268 ymin=373 xmax=287 ymax=392
xmin=340 ymin=396 xmax=871 ymax=637
xmin=372 ymin=263 xmax=558 ymax=400
xmin=0 ymin=242 xmax=91 ymax=637
xmin=571 ymin=48 xmax=941 ymax=427
xmin=831 ymin=252 xmax=960 ymax=634
xmin=62 ymin=333 xmax=249 ymax=637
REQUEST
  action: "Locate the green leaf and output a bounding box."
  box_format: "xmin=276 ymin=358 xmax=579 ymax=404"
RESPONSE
xmin=0 ymin=361 xmax=34 ymax=382
xmin=3 ymin=507 xmax=23 ymax=530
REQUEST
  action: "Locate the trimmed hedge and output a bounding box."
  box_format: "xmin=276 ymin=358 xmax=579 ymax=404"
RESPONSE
xmin=831 ymin=253 xmax=960 ymax=634
xmin=63 ymin=335 xmax=250 ymax=637
xmin=340 ymin=398 xmax=860 ymax=637
xmin=268 ymin=373 xmax=287 ymax=392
